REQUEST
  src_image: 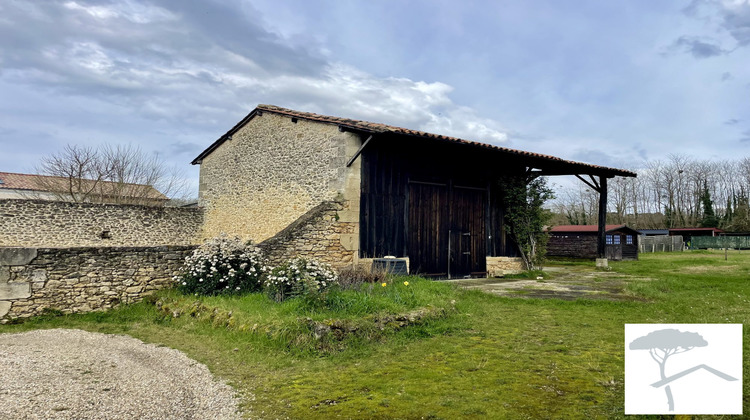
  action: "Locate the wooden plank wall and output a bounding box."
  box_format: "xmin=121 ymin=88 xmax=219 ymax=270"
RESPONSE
xmin=359 ymin=136 xmax=518 ymax=263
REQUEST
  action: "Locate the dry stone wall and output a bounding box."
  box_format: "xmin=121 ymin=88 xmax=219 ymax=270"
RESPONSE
xmin=0 ymin=246 xmax=194 ymax=322
xmin=258 ymin=200 xmax=357 ymax=269
xmin=198 ymin=112 xmax=362 ymax=246
xmin=0 ymin=199 xmax=203 ymax=247
xmin=486 ymin=257 xmax=523 ymax=276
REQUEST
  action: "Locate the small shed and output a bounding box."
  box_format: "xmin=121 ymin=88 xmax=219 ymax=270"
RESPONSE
xmin=548 ymin=225 xmax=640 ymax=261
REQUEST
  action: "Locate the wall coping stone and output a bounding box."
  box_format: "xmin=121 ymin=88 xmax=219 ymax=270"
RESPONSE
xmin=0 ymin=198 xmax=204 ymax=212
xmin=0 ymin=248 xmax=38 ymax=266
xmin=259 ymin=200 xmax=344 ymax=249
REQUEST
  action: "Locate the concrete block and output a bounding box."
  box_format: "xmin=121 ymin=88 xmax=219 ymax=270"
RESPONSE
xmin=0 ymin=267 xmax=9 ymax=283
xmin=339 ymin=234 xmax=358 ymax=251
xmin=0 ymin=248 xmax=37 ymax=266
xmin=31 ymin=269 xmax=47 ymax=283
xmin=0 ymin=301 xmax=10 ymax=318
xmin=0 ymin=283 xmax=31 ymax=300
xmin=337 ymin=210 xmax=360 ymax=223
xmin=596 ymin=258 xmax=608 ymax=268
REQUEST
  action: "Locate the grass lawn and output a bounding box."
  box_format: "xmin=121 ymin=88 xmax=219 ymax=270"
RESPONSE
xmin=2 ymin=250 xmax=749 ymax=419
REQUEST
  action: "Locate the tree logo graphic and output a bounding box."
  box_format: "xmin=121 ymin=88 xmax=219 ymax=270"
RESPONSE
xmin=625 ymin=324 xmax=742 ymax=415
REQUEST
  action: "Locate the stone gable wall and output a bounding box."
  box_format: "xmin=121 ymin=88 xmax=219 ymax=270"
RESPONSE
xmin=198 ymin=112 xmax=362 ymax=250
xmin=0 ymin=199 xmax=203 ymax=248
xmin=0 ymin=246 xmax=194 ymax=322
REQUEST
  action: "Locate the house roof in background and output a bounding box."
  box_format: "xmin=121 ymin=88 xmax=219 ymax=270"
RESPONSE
xmin=638 ymin=229 xmax=670 ymax=235
xmin=550 ymin=224 xmax=639 ymax=234
xmin=0 ymin=171 xmax=167 ymax=200
xmin=192 ymin=105 xmax=637 ymax=178
xmin=668 ymin=227 xmax=724 ymax=233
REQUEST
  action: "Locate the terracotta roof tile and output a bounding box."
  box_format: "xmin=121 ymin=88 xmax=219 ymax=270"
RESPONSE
xmin=191 ymin=105 xmax=637 ymax=178
xmin=0 ymin=171 xmax=167 ymax=200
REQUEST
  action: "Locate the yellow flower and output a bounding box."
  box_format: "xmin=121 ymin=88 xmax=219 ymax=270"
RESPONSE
xmin=403 ymin=281 xmax=409 ymax=286
xmin=381 ymin=282 xmax=387 ymax=287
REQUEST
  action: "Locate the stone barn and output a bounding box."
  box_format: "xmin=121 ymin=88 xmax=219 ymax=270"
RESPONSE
xmin=192 ymin=105 xmax=635 ymax=278
xmin=548 ymin=225 xmax=640 ymax=261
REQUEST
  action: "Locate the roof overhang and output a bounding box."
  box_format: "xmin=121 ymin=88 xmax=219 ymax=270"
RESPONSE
xmin=191 ymin=105 xmax=637 ymax=179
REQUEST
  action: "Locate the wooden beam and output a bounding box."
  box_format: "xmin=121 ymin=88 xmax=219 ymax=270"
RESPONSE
xmin=597 ymin=176 xmax=608 ymax=259
xmin=575 ymin=174 xmax=600 ymax=192
xmin=589 ymin=175 xmax=600 ymax=190
xmin=346 ymin=135 xmax=373 ymax=167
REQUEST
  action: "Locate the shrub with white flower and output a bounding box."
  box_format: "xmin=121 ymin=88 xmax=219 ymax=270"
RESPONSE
xmin=176 ymin=234 xmax=267 ymax=296
xmin=264 ymin=257 xmax=338 ymax=302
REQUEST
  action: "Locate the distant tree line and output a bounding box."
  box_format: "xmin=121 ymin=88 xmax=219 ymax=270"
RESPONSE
xmin=551 ymin=154 xmax=750 ymax=232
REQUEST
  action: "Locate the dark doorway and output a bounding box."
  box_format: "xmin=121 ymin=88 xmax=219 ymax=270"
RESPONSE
xmin=408 ymin=181 xmax=487 ymax=278
xmin=449 ymin=186 xmax=487 ymax=278
xmin=408 ymin=181 xmax=449 ymax=277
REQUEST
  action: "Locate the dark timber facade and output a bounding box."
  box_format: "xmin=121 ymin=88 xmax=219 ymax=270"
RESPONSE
xmin=359 ymin=134 xmax=518 ymax=278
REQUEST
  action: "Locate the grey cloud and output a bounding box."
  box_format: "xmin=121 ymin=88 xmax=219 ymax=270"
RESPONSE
xmin=722 ymin=3 xmax=750 ymax=46
xmin=725 ymin=118 xmax=740 ymax=125
xmin=168 ymin=141 xmax=203 ymax=156
xmin=0 ymin=0 xmax=327 ymax=126
xmin=569 ymin=148 xmax=632 ymax=169
xmin=741 ymin=129 xmax=750 ymax=143
xmin=633 ymin=143 xmax=648 ymax=161
xmin=672 ymin=36 xmax=726 ymax=58
xmin=721 ymin=72 xmax=732 ymax=81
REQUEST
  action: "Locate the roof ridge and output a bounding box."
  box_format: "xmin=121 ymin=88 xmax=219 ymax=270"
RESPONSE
xmin=193 ymin=104 xmax=637 ymax=178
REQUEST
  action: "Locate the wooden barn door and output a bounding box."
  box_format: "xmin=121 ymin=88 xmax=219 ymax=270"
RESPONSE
xmin=408 ymin=182 xmax=449 ymax=277
xmin=449 ymin=186 xmax=487 ymax=278
xmin=408 ymin=182 xmax=487 ymax=278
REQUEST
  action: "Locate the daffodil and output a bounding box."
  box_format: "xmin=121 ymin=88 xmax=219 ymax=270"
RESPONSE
xmin=403 ymin=281 xmax=409 ymax=286
xmin=381 ymin=282 xmax=387 ymax=287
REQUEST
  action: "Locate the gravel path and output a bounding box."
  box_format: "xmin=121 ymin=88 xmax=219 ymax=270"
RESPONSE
xmin=0 ymin=329 xmax=245 ymax=420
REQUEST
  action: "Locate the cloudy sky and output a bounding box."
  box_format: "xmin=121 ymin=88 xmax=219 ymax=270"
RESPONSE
xmin=1 ymin=0 xmax=749 ymax=196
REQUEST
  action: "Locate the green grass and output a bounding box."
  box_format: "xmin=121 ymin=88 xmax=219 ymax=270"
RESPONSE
xmin=2 ymin=251 xmax=750 ymax=419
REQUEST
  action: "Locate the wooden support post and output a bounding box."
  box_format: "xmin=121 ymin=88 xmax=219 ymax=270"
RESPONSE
xmin=346 ymin=135 xmax=373 ymax=167
xmin=597 ymin=176 xmax=608 ymax=261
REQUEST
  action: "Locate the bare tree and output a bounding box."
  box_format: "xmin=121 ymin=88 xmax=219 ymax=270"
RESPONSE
xmin=34 ymin=145 xmax=109 ymax=203
xmin=552 ymin=154 xmax=750 ymax=230
xmin=34 ymin=144 xmax=190 ymax=206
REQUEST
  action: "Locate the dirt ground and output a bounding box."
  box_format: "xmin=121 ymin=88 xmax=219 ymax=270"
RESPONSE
xmin=451 ymin=264 xmax=650 ymax=301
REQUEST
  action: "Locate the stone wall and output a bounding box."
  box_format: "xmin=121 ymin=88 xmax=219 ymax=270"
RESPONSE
xmin=486 ymin=257 xmax=524 ymax=277
xmin=0 ymin=199 xmax=203 ymax=247
xmin=258 ymin=200 xmax=357 ymax=269
xmin=0 ymin=246 xmax=194 ymax=322
xmin=198 ymin=112 xmax=362 ymax=248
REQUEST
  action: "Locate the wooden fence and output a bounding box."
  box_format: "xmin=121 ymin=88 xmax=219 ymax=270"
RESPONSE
xmin=639 ymin=235 xmax=684 ymax=253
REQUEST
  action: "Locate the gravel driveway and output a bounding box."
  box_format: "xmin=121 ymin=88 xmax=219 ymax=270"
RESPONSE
xmin=0 ymin=329 xmax=244 ymax=419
